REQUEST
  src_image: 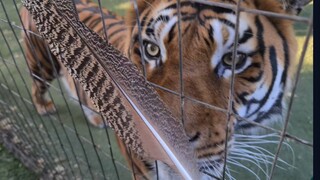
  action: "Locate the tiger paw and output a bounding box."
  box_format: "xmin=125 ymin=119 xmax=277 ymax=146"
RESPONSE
xmin=88 ymin=115 xmax=108 ymax=128
xmin=35 ymin=101 xmax=57 ymax=115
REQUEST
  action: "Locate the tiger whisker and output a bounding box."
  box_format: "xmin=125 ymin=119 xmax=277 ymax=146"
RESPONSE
xmin=225 ymin=132 xmax=296 ymax=179
xmin=229 ymin=150 xmax=268 ymax=168
xmin=230 ymin=146 xmax=270 ymax=165
xmin=232 ymin=143 xmax=273 ymax=158
xmin=227 ymin=159 xmax=261 ymax=180
xmin=234 ymin=134 xmax=294 ymax=167
xmin=227 ymin=160 xmax=260 ymax=180
xmin=230 ymin=149 xmax=271 ymax=167
xmin=234 ymin=133 xmax=281 ymax=139
xmin=225 ymin=166 xmax=236 ymax=180
xmin=228 ymin=156 xmax=269 ymax=177
xmin=202 ymin=160 xmax=222 ymax=179
xmin=208 ymin=160 xmax=223 ymax=177
xmin=234 ymin=133 xmax=295 ymax=162
xmin=231 ymin=144 xmax=293 ymax=169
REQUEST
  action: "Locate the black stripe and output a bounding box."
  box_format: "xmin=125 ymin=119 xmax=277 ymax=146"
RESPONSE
xmin=238 ymin=92 xmax=249 ymax=104
xmin=87 ymin=17 xmax=102 ymax=29
xmin=133 ymin=34 xmax=139 ymax=43
xmin=81 ymin=14 xmax=93 ymax=24
xmin=218 ymin=18 xmax=235 ymax=28
xmin=164 ymin=1 xmax=235 ymax=14
xmin=80 ymin=7 xmax=117 ymax=19
xmin=276 ymin=30 xmax=289 ymax=85
xmin=208 ymin=25 xmax=214 ymax=42
xmin=134 ymin=47 xmax=141 ymax=57
xmin=247 ymin=62 xmax=261 ymax=69
xmin=146 ymin=17 xmax=154 ymax=29
xmin=232 ymin=103 xmax=238 ymax=115
xmin=202 ymin=15 xmax=235 ymax=28
xmin=238 ymin=28 xmax=253 ymax=44
xmin=106 ymin=21 xmax=125 ymax=30
xmin=196 ymin=140 xmax=225 ymax=151
xmin=140 ymin=10 xmax=151 ymax=27
xmin=238 ymin=92 xmax=283 ymax=129
xmin=246 ymin=45 xmax=278 ymax=118
xmin=155 ymin=15 xmax=170 ymax=24
xmin=241 ymin=70 xmax=263 ymax=82
xmin=107 ymin=28 xmax=126 ymax=39
xmin=142 ymin=160 xmax=154 ymax=171
xmin=204 ymin=37 xmax=211 ymax=47
xmin=146 ymin=28 xmax=154 ymax=36
xmin=255 ymin=16 xmax=265 ymax=57
xmin=167 ymin=23 xmax=176 ymax=43
xmin=181 ymin=15 xmax=196 ymax=21
xmin=145 ymin=15 xmax=170 ymax=37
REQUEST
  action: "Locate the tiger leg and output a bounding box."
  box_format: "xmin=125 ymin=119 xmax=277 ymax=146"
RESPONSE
xmin=20 ymin=6 xmax=58 ymax=115
xmin=115 ymin=136 xmax=154 ymax=180
xmin=31 ymin=78 xmax=56 ymax=115
xmin=60 ymin=69 xmax=106 ymax=128
xmin=82 ymin=100 xmax=106 ymax=128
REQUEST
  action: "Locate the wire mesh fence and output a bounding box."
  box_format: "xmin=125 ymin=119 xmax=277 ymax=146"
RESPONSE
xmin=0 ymin=0 xmax=313 ymax=179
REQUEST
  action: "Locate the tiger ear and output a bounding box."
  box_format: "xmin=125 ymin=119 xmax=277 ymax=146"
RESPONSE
xmin=254 ymin=0 xmax=312 ymax=15
xmin=130 ymin=0 xmax=156 ymax=15
xmin=125 ymin=0 xmax=156 ymax=32
xmin=125 ymin=0 xmax=156 ymax=21
xmin=278 ymin=0 xmax=312 ymax=15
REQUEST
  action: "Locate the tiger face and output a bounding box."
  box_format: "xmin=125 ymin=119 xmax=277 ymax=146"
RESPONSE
xmin=124 ymin=0 xmax=298 ymax=177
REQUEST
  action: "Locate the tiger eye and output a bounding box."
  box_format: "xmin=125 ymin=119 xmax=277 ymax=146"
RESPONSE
xmin=223 ymin=54 xmax=234 ymax=66
xmin=222 ymin=52 xmax=247 ymax=68
xmin=145 ymin=43 xmax=160 ymax=57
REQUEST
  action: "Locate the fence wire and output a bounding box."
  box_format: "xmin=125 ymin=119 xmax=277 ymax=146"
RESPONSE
xmin=0 ymin=0 xmax=313 ymax=179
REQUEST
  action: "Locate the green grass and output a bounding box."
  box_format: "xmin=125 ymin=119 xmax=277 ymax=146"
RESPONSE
xmin=0 ymin=145 xmax=37 ymax=179
xmin=0 ymin=1 xmax=313 ymax=180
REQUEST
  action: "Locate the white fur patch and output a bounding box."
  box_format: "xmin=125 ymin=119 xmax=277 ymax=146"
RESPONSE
xmin=211 ymin=20 xmax=225 ymax=67
xmin=260 ymin=61 xmax=284 ymax=112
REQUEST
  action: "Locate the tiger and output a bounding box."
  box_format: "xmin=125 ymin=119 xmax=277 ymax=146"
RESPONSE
xmin=20 ymin=0 xmax=127 ymax=127
xmin=118 ymin=0 xmax=310 ymax=179
xmin=21 ymin=0 xmax=310 ymax=179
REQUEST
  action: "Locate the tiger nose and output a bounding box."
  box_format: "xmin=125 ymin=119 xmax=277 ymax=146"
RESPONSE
xmin=187 ymin=131 xmax=201 ymax=142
